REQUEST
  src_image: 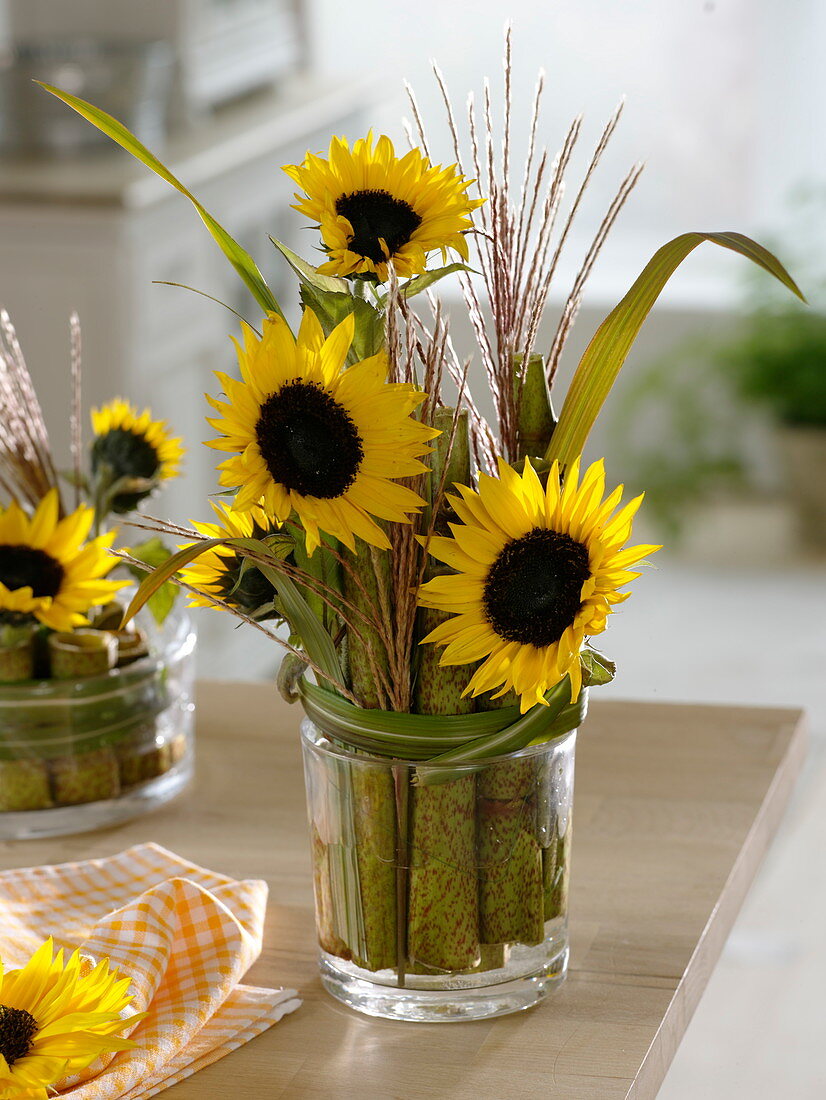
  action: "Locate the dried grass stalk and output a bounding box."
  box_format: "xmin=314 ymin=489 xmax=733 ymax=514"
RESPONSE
xmin=0 ymin=310 xmax=62 ymax=512
xmin=406 ymin=24 xmax=643 ymax=461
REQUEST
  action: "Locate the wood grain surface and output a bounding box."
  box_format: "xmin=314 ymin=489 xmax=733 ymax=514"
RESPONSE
xmin=0 ymin=682 xmax=806 ymax=1099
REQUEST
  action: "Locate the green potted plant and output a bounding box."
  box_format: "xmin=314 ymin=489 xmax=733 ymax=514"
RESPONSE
xmin=725 ymin=293 xmax=826 ymax=548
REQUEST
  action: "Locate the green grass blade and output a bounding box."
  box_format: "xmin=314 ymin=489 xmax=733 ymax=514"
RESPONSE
xmin=398 ymin=263 xmax=472 ymax=299
xmin=300 ymin=681 xmax=519 ymax=740
xmin=547 ymin=232 xmax=805 ymax=469
xmin=122 ymin=537 xmax=230 ymax=626
xmin=124 ymin=532 xmax=345 ymax=692
xmin=254 ymin=559 xmax=345 ymax=691
xmin=38 ymin=82 xmax=284 ymax=320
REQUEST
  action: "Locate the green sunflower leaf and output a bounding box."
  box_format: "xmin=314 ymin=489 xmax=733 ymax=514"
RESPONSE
xmin=270 ymin=238 xmax=352 ymax=294
xmin=298 ymin=284 xmax=385 ymax=364
xmin=547 ymin=232 xmax=805 ymax=469
xmin=271 ymin=238 xmax=386 ymax=362
xmin=398 ymin=262 xmax=473 ymax=299
xmin=124 ymin=537 xmax=177 ymax=624
xmin=580 ymin=647 xmax=616 ymax=687
xmin=38 ymin=82 xmax=284 ymax=321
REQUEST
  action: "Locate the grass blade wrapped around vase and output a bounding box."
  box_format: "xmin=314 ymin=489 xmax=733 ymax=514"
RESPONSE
xmin=70 ymin=26 xmax=803 ymax=1020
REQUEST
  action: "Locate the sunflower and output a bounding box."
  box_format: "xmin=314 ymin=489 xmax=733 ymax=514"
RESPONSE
xmin=91 ymin=399 xmax=183 ymax=513
xmin=0 ymin=937 xmax=142 ymax=1100
xmin=283 ymin=133 xmax=484 ymax=282
xmin=418 ymin=457 xmax=660 ymax=713
xmin=178 ymin=500 xmax=285 ymax=617
xmin=0 ymin=491 xmax=126 ymax=633
xmin=205 ymin=308 xmax=438 ymax=555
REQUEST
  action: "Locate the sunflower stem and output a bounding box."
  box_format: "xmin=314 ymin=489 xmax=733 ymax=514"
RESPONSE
xmin=423 ymin=407 xmax=471 ymax=533
xmin=543 ymin=812 xmax=573 ymax=921
xmin=514 ymin=353 xmax=556 ymax=462
xmin=407 ymin=407 xmax=480 ymax=974
xmin=474 ymin=693 xmax=545 ymax=949
xmin=0 ymin=622 xmax=36 ymax=683
xmin=339 ymin=538 xmax=398 ymax=972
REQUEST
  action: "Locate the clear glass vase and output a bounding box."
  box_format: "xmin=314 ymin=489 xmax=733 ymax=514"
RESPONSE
xmin=0 ymin=606 xmax=196 ymax=839
xmin=300 ymin=717 xmax=576 ymax=1022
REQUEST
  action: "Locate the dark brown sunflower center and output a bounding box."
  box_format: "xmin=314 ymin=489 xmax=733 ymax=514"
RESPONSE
xmin=255 ymin=381 xmax=364 ymax=499
xmin=0 ymin=1004 xmax=38 ymax=1065
xmin=483 ymin=528 xmax=591 ymax=647
xmin=335 ymin=189 xmax=422 ymax=263
xmin=0 ymin=544 xmax=64 ymax=598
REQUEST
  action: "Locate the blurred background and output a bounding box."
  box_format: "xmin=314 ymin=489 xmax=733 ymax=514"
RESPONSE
xmin=0 ymin=1 xmax=823 ymax=1095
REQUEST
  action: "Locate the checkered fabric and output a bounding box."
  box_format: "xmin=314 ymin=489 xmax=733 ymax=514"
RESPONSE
xmin=0 ymin=842 xmax=300 ymax=1099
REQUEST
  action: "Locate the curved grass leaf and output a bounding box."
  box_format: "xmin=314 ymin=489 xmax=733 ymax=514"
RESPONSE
xmin=398 ymin=262 xmax=473 ymax=299
xmin=38 ymin=82 xmax=284 ymax=321
xmin=301 ymin=645 xmax=606 ymax=780
xmin=121 ymin=537 xmax=231 ymax=626
xmin=123 ymin=532 xmax=345 ymax=692
xmin=420 ymin=677 xmax=578 ymax=769
xmin=251 ymin=555 xmax=344 ymax=692
xmin=154 ymin=282 xmax=261 ymax=334
xmin=547 ymin=232 xmax=805 ymax=469
xmin=300 ymin=679 xmax=519 ymax=751
xmin=124 ymin=537 xmax=178 ymax=624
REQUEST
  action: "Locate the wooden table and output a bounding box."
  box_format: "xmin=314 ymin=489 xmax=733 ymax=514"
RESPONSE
xmin=0 ymin=682 xmax=806 ymax=1099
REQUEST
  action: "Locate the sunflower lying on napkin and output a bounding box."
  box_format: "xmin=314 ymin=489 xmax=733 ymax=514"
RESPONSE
xmin=0 ymin=844 xmax=300 ymax=1100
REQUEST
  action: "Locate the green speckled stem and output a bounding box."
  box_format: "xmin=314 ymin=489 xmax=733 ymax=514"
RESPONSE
xmin=477 ymin=757 xmax=544 ymax=946
xmin=0 ymin=632 xmax=35 ymax=683
xmin=116 ymin=725 xmax=174 ymax=787
xmin=48 ymin=630 xmax=117 ymax=680
xmin=544 ymin=814 xmax=573 ymax=920
xmin=515 ymin=353 xmax=556 ymax=461
xmin=113 ymin=628 xmax=149 ymax=667
xmin=350 ymin=762 xmax=398 ymax=971
xmin=0 ymin=759 xmax=53 ymax=810
xmin=340 ymin=538 xmax=398 ymax=972
xmin=408 ymin=611 xmax=480 ymax=971
xmin=407 ymin=774 xmax=479 ymax=972
xmin=407 ymin=407 xmax=480 ymax=973
xmin=50 ymin=747 xmax=120 ymax=804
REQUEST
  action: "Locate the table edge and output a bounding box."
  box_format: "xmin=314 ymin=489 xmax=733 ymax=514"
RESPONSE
xmin=629 ymin=707 xmax=808 ymax=1099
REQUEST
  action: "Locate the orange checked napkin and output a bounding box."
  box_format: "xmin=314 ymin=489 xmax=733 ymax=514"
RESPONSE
xmin=0 ymin=842 xmax=300 ymax=1099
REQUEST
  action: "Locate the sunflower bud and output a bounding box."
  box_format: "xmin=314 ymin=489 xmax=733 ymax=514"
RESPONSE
xmin=90 ymin=400 xmax=183 ymax=515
